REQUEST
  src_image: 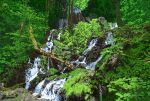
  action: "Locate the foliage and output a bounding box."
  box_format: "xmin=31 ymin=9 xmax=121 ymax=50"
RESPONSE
xmin=63 ymin=68 xmax=93 ymax=100
xmin=121 ymin=0 xmax=150 ymax=24
xmin=48 ymin=68 xmax=58 ymax=76
xmin=0 ymin=0 xmax=150 ymax=101
xmin=73 ymin=0 xmax=90 ymax=11
xmin=83 ymin=0 xmax=116 ymax=21
xmin=0 ymin=0 xmax=46 ymax=82
xmin=59 ymin=19 xmax=102 ymax=55
xmin=104 ymin=24 xmax=150 ymax=101
xmin=107 ymin=77 xmax=150 ymax=101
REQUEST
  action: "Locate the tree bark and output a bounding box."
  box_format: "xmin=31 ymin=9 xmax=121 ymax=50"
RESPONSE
xmin=113 ymin=0 xmax=123 ymax=26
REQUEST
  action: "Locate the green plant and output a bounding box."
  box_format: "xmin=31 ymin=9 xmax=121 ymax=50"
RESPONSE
xmin=73 ymin=0 xmax=90 ymax=10
xmin=121 ymin=0 xmax=150 ymax=24
xmin=63 ymin=68 xmax=93 ymax=100
xmin=0 ymin=0 xmax=46 ymax=84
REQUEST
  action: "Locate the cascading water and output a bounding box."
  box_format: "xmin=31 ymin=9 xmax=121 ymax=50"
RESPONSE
xmin=57 ymin=32 xmax=62 ymax=40
xmin=71 ymin=23 xmax=118 ymax=70
xmin=83 ymin=38 xmax=98 ymax=55
xmin=25 ymin=57 xmax=41 ymax=89
xmin=71 ymin=38 xmax=103 ymax=70
xmin=47 ymin=30 xmax=54 ymax=51
xmin=105 ymin=23 xmax=118 ymax=46
xmin=73 ymin=7 xmax=81 ymax=14
xmin=25 ymin=12 xmax=118 ymax=100
xmin=41 ymin=30 xmax=55 ymax=52
xmin=25 ymin=28 xmax=67 ymax=100
xmin=25 ymin=29 xmax=55 ymax=90
xmin=105 ymin=31 xmax=114 ymax=45
xmin=85 ymin=55 xmax=103 ymax=70
xmin=71 ymin=57 xmax=87 ymax=68
xmin=110 ymin=23 xmax=118 ymax=29
xmin=32 ymin=78 xmax=66 ymax=101
xmin=32 ymin=79 xmax=45 ymax=96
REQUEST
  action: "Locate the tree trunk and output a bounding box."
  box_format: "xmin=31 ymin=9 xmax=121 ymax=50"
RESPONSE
xmin=114 ymin=0 xmax=123 ymax=26
xmin=68 ymin=0 xmax=74 ymax=30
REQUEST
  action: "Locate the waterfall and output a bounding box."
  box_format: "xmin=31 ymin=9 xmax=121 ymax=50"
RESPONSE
xmin=25 ymin=14 xmax=117 ymax=100
xmin=83 ymin=38 xmax=98 ymax=55
xmin=72 ymin=55 xmax=103 ymax=70
xmin=71 ymin=22 xmax=117 ymax=70
xmin=26 ymin=28 xmax=67 ymax=100
xmin=57 ymin=32 xmax=62 ymax=40
xmin=71 ymin=38 xmax=102 ymax=70
xmin=32 ymin=78 xmax=66 ymax=101
xmin=47 ymin=30 xmax=54 ymax=51
xmin=105 ymin=31 xmax=114 ymax=45
xmin=32 ymin=79 xmax=45 ymax=96
xmin=73 ymin=7 xmax=81 ymax=14
xmin=47 ymin=57 xmax=50 ymax=70
xmin=110 ymin=23 xmax=118 ymax=29
xmin=71 ymin=57 xmax=87 ymax=68
xmin=25 ymin=57 xmax=41 ymax=89
xmin=41 ymin=30 xmax=55 ymax=52
xmin=85 ymin=56 xmax=103 ymax=70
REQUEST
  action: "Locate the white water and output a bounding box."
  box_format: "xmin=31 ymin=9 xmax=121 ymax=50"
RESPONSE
xmin=32 ymin=79 xmax=45 ymax=96
xmin=25 ymin=29 xmax=56 ymax=89
xmin=46 ymin=41 xmax=53 ymax=51
xmin=25 ymin=57 xmax=41 ymax=89
xmin=57 ymin=32 xmax=62 ymax=40
xmin=83 ymin=38 xmax=98 ymax=55
xmin=72 ymin=55 xmax=103 ymax=70
xmin=41 ymin=30 xmax=55 ymax=52
xmin=26 ymin=28 xmax=67 ymax=100
xmin=48 ymin=30 xmax=54 ymax=41
xmin=32 ymin=78 xmax=66 ymax=101
xmin=71 ymin=38 xmax=102 ymax=70
xmin=73 ymin=7 xmax=81 ymax=14
xmin=85 ymin=56 xmax=103 ymax=70
xmin=47 ymin=31 xmax=54 ymax=51
xmin=47 ymin=58 xmax=50 ymax=70
xmin=110 ymin=23 xmax=118 ymax=29
xmin=105 ymin=31 xmax=114 ymax=45
xmin=72 ymin=57 xmax=87 ymax=68
xmin=25 ymin=13 xmax=116 ymax=101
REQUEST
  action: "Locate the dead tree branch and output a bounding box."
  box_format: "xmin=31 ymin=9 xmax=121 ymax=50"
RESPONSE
xmin=29 ymin=26 xmax=73 ymax=69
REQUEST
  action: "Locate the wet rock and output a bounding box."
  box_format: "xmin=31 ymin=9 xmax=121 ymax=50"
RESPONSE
xmin=86 ymin=37 xmax=105 ymax=63
xmin=78 ymin=56 xmax=85 ymax=61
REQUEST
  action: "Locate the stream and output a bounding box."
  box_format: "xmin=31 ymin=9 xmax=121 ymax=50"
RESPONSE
xmin=25 ymin=8 xmax=118 ymax=101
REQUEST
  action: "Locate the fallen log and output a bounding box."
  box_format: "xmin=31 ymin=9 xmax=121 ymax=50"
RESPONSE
xmin=29 ymin=26 xmax=73 ymax=69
